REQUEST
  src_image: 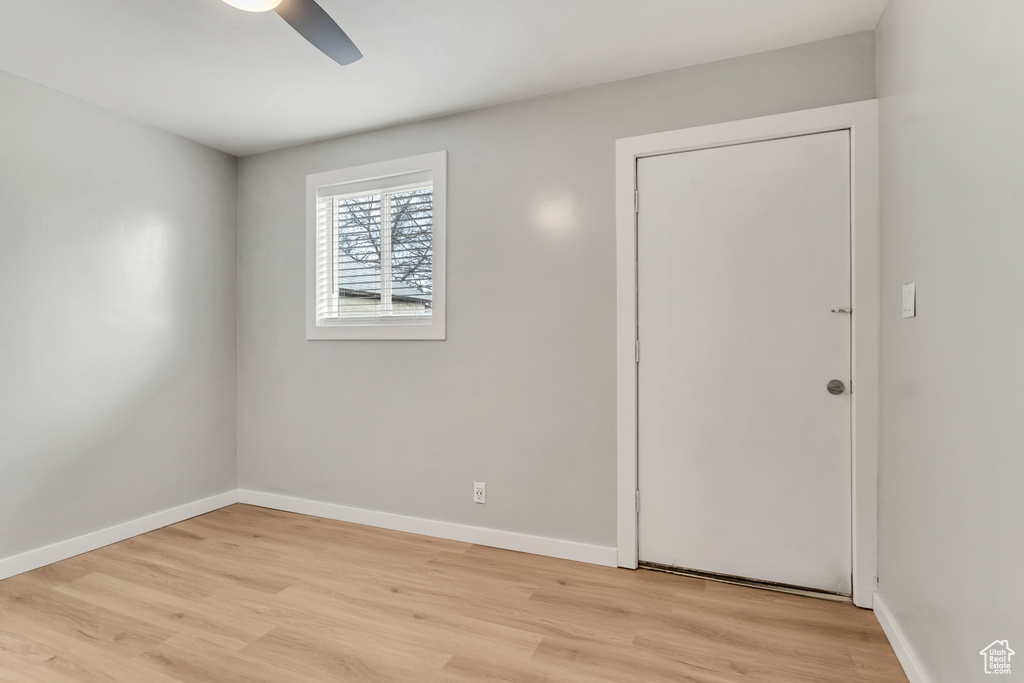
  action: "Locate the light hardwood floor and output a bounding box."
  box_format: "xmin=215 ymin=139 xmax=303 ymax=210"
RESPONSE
xmin=0 ymin=504 xmax=907 ymax=682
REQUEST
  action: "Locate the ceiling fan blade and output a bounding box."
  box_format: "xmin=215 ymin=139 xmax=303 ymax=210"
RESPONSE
xmin=274 ymin=0 xmax=362 ymax=66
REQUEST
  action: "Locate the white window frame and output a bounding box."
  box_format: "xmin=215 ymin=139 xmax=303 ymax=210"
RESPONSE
xmin=306 ymin=151 xmax=446 ymax=340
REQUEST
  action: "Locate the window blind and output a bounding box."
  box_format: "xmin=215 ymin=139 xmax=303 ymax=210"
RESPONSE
xmin=316 ymin=181 xmax=433 ymax=324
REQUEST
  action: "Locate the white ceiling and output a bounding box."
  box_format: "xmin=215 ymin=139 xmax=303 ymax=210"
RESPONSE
xmin=0 ymin=0 xmax=888 ymax=156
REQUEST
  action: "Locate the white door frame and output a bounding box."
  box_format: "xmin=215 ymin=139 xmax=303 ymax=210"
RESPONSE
xmin=615 ymin=100 xmax=879 ymax=608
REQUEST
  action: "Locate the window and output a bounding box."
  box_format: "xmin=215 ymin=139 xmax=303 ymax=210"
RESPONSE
xmin=306 ymin=152 xmax=446 ymax=340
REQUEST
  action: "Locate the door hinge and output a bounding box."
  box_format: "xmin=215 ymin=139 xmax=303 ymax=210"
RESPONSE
xmin=634 ymin=189 xmax=639 ymax=214
xmin=635 ymin=490 xmax=640 ymax=513
xmin=873 ymin=575 xmax=879 ymax=591
xmin=635 ymin=339 xmax=640 ymax=363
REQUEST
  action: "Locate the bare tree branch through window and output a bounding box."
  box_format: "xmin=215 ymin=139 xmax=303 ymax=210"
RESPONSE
xmin=336 ymin=188 xmax=433 ymax=305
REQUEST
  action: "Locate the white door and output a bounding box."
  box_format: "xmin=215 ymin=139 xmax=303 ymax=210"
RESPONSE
xmin=637 ymin=131 xmax=852 ymax=594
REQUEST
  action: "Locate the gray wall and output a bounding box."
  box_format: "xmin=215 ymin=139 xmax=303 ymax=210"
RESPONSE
xmin=237 ymin=33 xmax=875 ymax=548
xmin=0 ymin=71 xmax=239 ymax=559
xmin=876 ymin=2 xmax=1024 ymax=680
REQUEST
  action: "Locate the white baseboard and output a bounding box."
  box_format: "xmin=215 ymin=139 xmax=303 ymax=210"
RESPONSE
xmin=0 ymin=490 xmax=239 ymax=581
xmin=873 ymin=592 xmax=933 ymax=683
xmin=238 ymin=489 xmax=618 ymax=567
xmin=0 ymin=489 xmax=617 ymax=581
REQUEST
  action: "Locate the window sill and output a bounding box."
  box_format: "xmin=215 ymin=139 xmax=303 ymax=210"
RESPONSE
xmin=306 ymin=316 xmax=445 ymax=341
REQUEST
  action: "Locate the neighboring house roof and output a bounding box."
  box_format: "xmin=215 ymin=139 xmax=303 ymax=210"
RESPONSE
xmin=337 ymin=254 xmax=431 ymax=304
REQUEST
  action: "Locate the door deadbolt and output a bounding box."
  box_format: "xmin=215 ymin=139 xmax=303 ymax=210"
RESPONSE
xmin=827 ymin=379 xmax=846 ymax=395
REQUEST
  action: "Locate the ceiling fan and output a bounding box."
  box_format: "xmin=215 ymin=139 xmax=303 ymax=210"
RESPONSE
xmin=223 ymin=0 xmax=362 ymax=66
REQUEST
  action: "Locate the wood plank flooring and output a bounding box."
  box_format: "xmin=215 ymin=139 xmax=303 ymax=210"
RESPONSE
xmin=0 ymin=504 xmax=907 ymax=682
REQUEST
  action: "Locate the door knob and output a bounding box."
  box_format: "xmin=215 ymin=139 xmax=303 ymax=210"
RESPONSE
xmin=827 ymin=379 xmax=846 ymax=395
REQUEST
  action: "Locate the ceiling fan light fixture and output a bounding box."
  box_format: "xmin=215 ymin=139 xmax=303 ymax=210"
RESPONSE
xmin=222 ymin=0 xmax=362 ymax=66
xmin=222 ymin=0 xmax=283 ymax=12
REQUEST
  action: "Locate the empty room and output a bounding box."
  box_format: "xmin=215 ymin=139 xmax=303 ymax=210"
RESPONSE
xmin=0 ymin=0 xmax=1020 ymax=681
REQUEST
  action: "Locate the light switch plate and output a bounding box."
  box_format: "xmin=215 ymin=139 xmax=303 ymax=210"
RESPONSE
xmin=902 ymin=282 xmax=916 ymax=318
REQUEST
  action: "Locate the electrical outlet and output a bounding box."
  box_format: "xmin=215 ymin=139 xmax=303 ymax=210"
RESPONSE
xmin=473 ymin=481 xmax=486 ymax=504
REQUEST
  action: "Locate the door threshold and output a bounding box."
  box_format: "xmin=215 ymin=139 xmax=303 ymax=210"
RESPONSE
xmin=639 ymin=561 xmax=853 ymax=603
